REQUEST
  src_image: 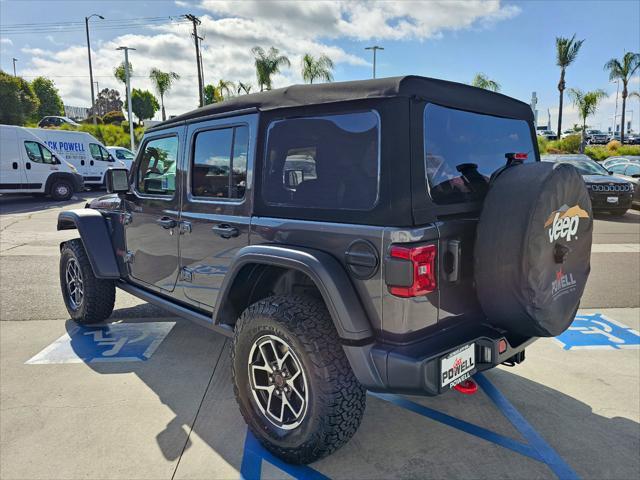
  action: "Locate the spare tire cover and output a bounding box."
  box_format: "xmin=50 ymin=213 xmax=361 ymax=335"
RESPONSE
xmin=474 ymin=162 xmax=592 ymax=337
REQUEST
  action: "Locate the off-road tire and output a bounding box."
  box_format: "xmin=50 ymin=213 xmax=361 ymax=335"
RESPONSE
xmin=232 ymin=295 xmax=366 ymax=464
xmin=50 ymin=179 xmax=74 ymax=201
xmin=60 ymin=239 xmax=115 ymax=323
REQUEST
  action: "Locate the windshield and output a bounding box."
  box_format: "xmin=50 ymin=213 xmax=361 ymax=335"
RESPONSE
xmin=556 ymin=158 xmax=608 ymax=175
xmin=424 ymin=103 xmax=535 ymax=204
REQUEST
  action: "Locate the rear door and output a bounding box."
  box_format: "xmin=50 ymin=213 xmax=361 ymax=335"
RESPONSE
xmin=0 ymin=129 xmax=26 ymax=191
xmin=122 ymin=128 xmax=183 ymax=292
xmin=178 ymin=114 xmax=256 ymax=308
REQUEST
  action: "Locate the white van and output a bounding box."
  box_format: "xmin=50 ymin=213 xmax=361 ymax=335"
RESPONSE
xmin=27 ymin=128 xmax=125 ymax=186
xmin=106 ymin=146 xmax=135 ymax=171
xmin=0 ymin=125 xmax=84 ymax=200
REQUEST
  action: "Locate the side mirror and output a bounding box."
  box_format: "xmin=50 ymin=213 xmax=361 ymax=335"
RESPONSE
xmin=53 ymin=155 xmax=61 ymax=164
xmin=106 ymin=168 xmax=130 ymax=194
xmin=108 ymin=154 xmax=115 ymax=162
xmin=608 ymin=170 xmax=614 ymax=175
xmin=632 ymin=174 xmax=640 ymax=179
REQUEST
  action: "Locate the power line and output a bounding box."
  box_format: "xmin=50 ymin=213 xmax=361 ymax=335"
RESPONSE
xmin=0 ymin=16 xmax=188 ymax=35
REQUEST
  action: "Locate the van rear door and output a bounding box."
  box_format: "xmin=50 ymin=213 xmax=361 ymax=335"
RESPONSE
xmin=0 ymin=128 xmax=27 ymax=191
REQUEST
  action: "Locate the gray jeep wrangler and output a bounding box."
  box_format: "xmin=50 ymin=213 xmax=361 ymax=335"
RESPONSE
xmin=57 ymin=76 xmax=593 ymax=464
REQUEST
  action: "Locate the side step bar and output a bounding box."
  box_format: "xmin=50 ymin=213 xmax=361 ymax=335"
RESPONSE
xmin=117 ymin=281 xmax=234 ymax=338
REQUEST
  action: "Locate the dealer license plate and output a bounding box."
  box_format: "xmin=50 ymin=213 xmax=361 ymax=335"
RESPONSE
xmin=607 ymin=196 xmax=619 ymax=204
xmin=440 ymin=343 xmax=476 ymax=389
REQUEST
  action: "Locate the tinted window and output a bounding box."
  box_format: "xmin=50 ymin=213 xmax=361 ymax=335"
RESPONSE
xmin=625 ymin=164 xmax=640 ymax=176
xmin=608 ymin=163 xmax=627 ymax=174
xmin=116 ymin=149 xmax=135 ymax=160
xmin=262 ymin=111 xmax=379 ymax=210
xmin=424 ymin=104 xmax=534 ymax=204
xmin=554 ymin=159 xmax=607 ymax=175
xmin=89 ymin=143 xmax=104 ymax=161
xmin=192 ymin=125 xmax=248 ymax=199
xmin=137 ymin=136 xmax=178 ymax=196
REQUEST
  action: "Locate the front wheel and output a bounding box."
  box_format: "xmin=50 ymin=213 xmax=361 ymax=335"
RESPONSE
xmin=231 ymin=295 xmax=366 ymax=464
xmin=60 ymin=239 xmax=115 ymax=323
xmin=50 ymin=179 xmax=74 ymax=201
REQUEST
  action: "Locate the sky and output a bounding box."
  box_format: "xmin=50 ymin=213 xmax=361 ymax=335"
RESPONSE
xmin=1 ymin=0 xmax=639 ymax=131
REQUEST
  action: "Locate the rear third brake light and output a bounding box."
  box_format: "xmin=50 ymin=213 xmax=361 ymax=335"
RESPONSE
xmin=388 ymin=244 xmax=437 ymax=298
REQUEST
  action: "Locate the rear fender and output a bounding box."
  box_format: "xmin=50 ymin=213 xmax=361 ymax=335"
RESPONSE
xmin=214 ymin=244 xmax=374 ymax=343
xmin=57 ymin=209 xmax=120 ymax=279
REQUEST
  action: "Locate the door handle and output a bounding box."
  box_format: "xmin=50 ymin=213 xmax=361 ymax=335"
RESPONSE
xmin=81 ymin=160 xmax=85 ymax=166
xmin=90 ymin=160 xmax=94 ymax=166
xmin=12 ymin=162 xmax=18 ymax=169
xmin=156 ymin=217 xmax=177 ymax=229
xmin=212 ymin=224 xmax=239 ymax=239
xmin=26 ymin=162 xmax=31 ymax=170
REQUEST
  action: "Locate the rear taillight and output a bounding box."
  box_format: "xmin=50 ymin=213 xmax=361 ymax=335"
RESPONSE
xmin=388 ymin=244 xmax=437 ymax=297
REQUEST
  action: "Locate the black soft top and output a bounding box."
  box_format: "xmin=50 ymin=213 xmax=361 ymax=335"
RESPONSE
xmin=149 ymin=75 xmax=533 ymax=131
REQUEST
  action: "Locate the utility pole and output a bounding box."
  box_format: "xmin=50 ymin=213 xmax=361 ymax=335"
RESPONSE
xmin=85 ymin=13 xmax=104 ymax=124
xmin=117 ymin=46 xmax=136 ymax=152
xmin=184 ymin=14 xmax=204 ymax=107
xmin=365 ymin=46 xmax=384 ymax=79
xmin=12 ymin=57 xmax=17 ymax=76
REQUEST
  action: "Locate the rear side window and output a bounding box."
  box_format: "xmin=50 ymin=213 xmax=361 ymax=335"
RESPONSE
xmin=262 ymin=111 xmax=379 ymax=210
xmin=136 ymin=136 xmax=178 ymax=196
xmin=90 ymin=143 xmax=111 ymax=161
xmin=192 ymin=125 xmax=249 ymax=199
xmin=424 ymin=104 xmax=534 ymax=204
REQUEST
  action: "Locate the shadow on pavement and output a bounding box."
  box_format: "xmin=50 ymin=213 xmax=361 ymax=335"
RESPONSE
xmin=0 ymin=191 xmax=103 ymax=215
xmin=594 ymin=211 xmax=640 ymax=224
xmin=64 ymin=315 xmax=640 ymax=479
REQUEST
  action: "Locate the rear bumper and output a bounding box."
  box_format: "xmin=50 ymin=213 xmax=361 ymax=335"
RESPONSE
xmin=344 ymin=322 xmax=536 ymax=396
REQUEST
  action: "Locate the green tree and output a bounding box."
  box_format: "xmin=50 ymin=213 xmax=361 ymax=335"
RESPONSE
xmin=301 ymin=53 xmax=334 ymax=84
xmin=555 ymin=34 xmax=585 ymax=139
xmin=568 ymin=88 xmax=607 ymax=152
xmin=471 ymin=73 xmax=500 ymax=92
xmin=204 ymin=84 xmax=217 ymax=105
xmin=30 ymin=76 xmax=64 ymax=119
xmin=236 ymin=81 xmax=252 ymax=95
xmin=131 ymin=88 xmax=159 ymax=123
xmin=114 ymin=61 xmax=133 ymax=85
xmin=251 ymin=46 xmax=290 ymax=91
xmin=204 ymin=80 xmax=236 ymax=105
xmin=149 ymin=68 xmax=180 ymax=121
xmin=604 ymin=52 xmax=640 ymax=143
xmin=0 ymin=71 xmax=39 ymax=125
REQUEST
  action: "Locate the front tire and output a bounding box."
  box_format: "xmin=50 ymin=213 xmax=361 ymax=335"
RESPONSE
xmin=60 ymin=239 xmax=115 ymax=323
xmin=232 ymin=295 xmax=366 ymax=464
xmin=50 ymin=179 xmax=74 ymax=201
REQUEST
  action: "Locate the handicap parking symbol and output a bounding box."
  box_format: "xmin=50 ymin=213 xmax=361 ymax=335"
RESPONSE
xmin=555 ymin=313 xmax=640 ymax=350
xmin=26 ymin=322 xmax=176 ymax=364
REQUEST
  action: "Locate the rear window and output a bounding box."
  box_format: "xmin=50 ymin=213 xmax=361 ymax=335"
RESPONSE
xmin=262 ymin=111 xmax=379 ymax=210
xmin=424 ymin=104 xmax=534 ymax=204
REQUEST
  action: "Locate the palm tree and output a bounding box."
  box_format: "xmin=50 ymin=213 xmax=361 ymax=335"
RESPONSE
xmin=251 ymin=46 xmax=291 ymax=91
xmin=149 ymin=68 xmax=180 ymax=121
xmin=604 ymin=52 xmax=640 ymax=143
xmin=216 ymin=79 xmax=235 ymax=99
xmin=471 ymin=73 xmax=500 ymax=92
xmin=568 ymin=88 xmax=607 ymax=152
xmin=204 ymin=80 xmax=236 ymax=104
xmin=114 ymin=61 xmax=133 ymax=85
xmin=301 ymin=53 xmax=334 ymax=84
xmin=236 ymin=81 xmax=252 ymax=95
xmin=555 ymin=34 xmax=585 ymax=139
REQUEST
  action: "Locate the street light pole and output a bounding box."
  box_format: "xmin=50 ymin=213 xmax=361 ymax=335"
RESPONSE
xmin=85 ymin=13 xmax=104 ymax=125
xmin=12 ymin=57 xmax=17 ymax=76
xmin=365 ymin=46 xmax=384 ymax=79
xmin=117 ymin=46 xmax=136 ymax=152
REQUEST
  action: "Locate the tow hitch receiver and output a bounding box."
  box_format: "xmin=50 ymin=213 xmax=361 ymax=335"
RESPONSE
xmin=453 ymin=378 xmax=478 ymax=395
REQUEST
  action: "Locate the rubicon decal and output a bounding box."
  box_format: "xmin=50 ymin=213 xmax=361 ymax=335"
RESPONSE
xmin=545 ymin=204 xmax=589 ymax=243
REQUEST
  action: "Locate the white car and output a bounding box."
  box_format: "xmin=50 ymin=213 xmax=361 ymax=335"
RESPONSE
xmin=0 ymin=125 xmax=84 ymax=200
xmin=27 ymin=128 xmax=126 ymax=187
xmin=106 ymin=146 xmax=136 ymax=170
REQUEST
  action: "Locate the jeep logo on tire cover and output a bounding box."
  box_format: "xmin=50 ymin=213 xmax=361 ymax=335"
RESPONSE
xmin=545 ymin=204 xmax=590 ymax=243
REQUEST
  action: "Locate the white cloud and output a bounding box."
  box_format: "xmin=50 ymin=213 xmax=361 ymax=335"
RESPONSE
xmin=19 ymin=0 xmax=520 ymax=119
xmin=1 ymin=37 xmax=13 ymax=46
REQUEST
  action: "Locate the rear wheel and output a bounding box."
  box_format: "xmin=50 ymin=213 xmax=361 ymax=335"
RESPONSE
xmin=60 ymin=239 xmax=115 ymax=323
xmin=50 ymin=179 xmax=73 ymax=201
xmin=232 ymin=295 xmax=366 ymax=464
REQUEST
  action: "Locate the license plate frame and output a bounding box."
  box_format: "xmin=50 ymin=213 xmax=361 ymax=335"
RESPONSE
xmin=607 ymin=196 xmax=619 ymax=204
xmin=440 ymin=343 xmax=476 ymax=390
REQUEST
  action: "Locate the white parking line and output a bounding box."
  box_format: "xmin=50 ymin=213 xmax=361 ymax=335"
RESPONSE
xmin=591 ymin=243 xmax=640 ymax=253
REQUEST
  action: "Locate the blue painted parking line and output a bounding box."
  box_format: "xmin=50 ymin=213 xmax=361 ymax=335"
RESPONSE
xmin=555 ymin=313 xmax=640 ymax=350
xmin=25 ymin=322 xmax=175 ymax=364
xmin=240 ymin=372 xmax=579 ymax=480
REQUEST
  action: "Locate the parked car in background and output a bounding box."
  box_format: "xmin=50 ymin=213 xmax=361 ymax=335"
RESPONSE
xmin=585 ymin=129 xmax=609 ymax=144
xmin=542 ymin=154 xmax=633 ymax=215
xmin=560 ymin=129 xmax=579 ymax=139
xmin=38 ymin=116 xmax=80 ymax=128
xmin=536 ymin=128 xmax=557 ymax=140
xmin=0 ymin=125 xmax=83 ymax=200
xmin=607 ymin=132 xmax=640 ymax=144
xmin=602 ymin=156 xmax=640 ymax=170
xmin=106 ymin=146 xmax=136 ymax=170
xmin=602 ymin=157 xmax=640 ymax=209
xmin=28 ymin=128 xmax=126 ymax=187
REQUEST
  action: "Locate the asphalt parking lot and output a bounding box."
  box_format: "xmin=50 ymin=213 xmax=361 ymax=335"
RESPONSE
xmin=1 ymin=192 xmax=639 ymax=480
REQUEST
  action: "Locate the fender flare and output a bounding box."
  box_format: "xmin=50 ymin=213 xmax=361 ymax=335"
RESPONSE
xmin=213 ymin=244 xmax=374 ymax=342
xmin=57 ymin=209 xmax=121 ymax=279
